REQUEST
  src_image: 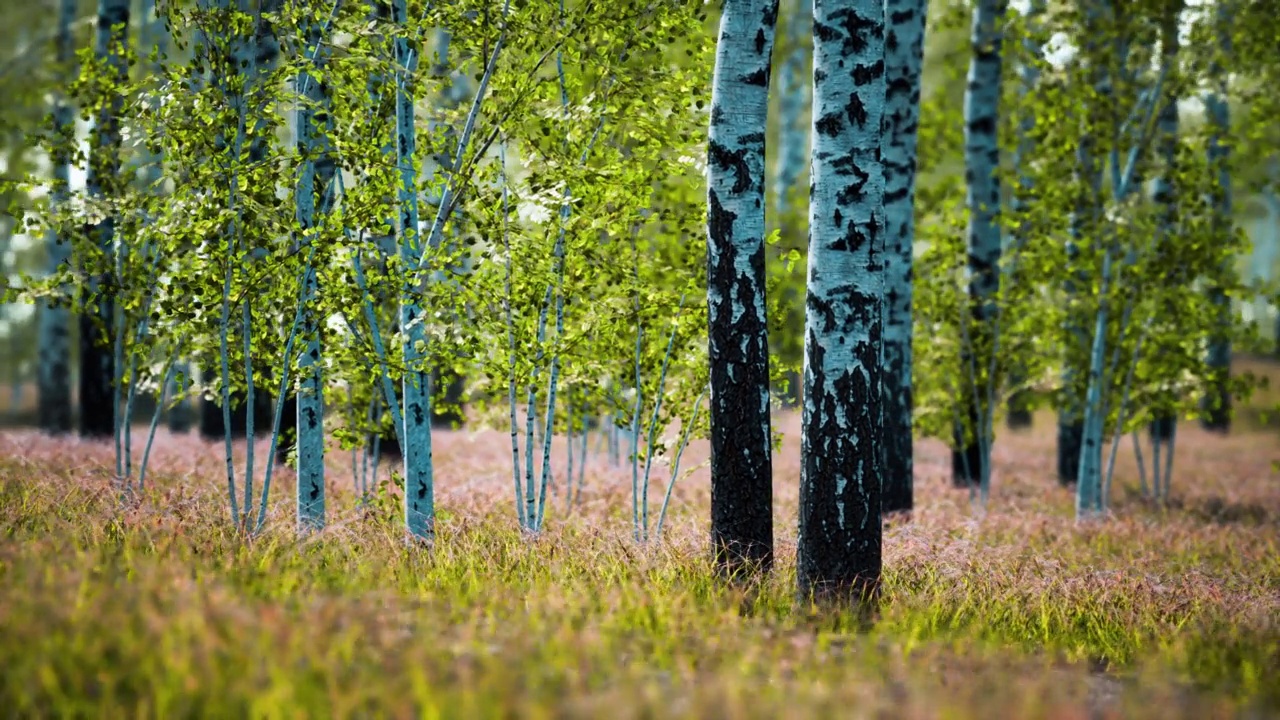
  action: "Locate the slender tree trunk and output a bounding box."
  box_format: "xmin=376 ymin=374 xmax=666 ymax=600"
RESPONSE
xmin=1058 ymin=34 xmax=1102 ymax=487
xmin=394 ymin=0 xmax=434 ymax=541
xmin=952 ymin=0 xmax=1005 ymax=493
xmin=881 ymin=0 xmax=928 ymax=514
xmin=294 ymin=2 xmax=333 ymax=531
xmin=1071 ymin=0 xmax=1112 ymax=516
xmin=796 ymin=0 xmax=886 ymax=607
xmin=79 ymin=0 xmax=132 ymax=439
xmin=706 ymin=0 xmax=779 ymax=578
xmin=1074 ymin=6 xmax=1156 ymax=516
xmin=1076 ymin=248 xmax=1113 ymax=517
xmin=1201 ymin=0 xmax=1232 ymax=433
xmin=36 ymin=0 xmax=77 ymax=435
xmin=197 ymin=0 xmax=256 ymax=446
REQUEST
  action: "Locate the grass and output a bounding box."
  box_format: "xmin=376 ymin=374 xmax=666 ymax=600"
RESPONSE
xmin=0 ymin=381 xmax=1278 ymax=717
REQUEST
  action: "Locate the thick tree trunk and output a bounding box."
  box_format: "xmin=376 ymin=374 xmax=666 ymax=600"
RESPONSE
xmin=881 ymin=0 xmax=928 ymax=514
xmin=706 ymin=0 xmax=779 ymax=578
xmin=796 ymin=0 xmax=886 ymax=607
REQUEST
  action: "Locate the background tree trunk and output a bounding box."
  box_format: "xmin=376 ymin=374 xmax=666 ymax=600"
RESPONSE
xmin=881 ymin=0 xmax=929 ymax=514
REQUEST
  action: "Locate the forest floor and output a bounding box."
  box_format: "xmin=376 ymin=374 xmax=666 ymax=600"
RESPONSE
xmin=0 ymin=369 xmax=1277 ymax=717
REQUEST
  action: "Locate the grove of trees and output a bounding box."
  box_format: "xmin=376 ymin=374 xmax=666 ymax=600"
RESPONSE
xmin=1 ymin=0 xmax=1278 ymax=610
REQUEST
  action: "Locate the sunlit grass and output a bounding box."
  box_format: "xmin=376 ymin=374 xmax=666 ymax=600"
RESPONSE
xmin=0 ymin=389 xmax=1277 ymax=717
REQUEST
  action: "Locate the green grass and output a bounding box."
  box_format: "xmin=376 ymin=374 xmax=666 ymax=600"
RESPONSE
xmin=1 ymin=410 xmax=1277 ymax=720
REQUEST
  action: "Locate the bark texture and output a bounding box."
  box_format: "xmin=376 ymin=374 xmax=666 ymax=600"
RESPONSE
xmin=706 ymin=0 xmax=781 ymax=577
xmin=796 ymin=0 xmax=886 ymax=606
xmin=881 ymin=0 xmax=928 ymax=513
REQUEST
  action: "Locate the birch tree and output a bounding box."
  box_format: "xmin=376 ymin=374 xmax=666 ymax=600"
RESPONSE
xmin=796 ymin=0 xmax=886 ymax=605
xmin=706 ymin=0 xmax=780 ymax=577
xmin=881 ymin=0 xmax=928 ymax=514
xmin=294 ymin=1 xmax=333 ymax=531
xmin=952 ymin=0 xmax=1006 ymax=495
xmin=394 ymin=0 xmax=434 ymax=542
xmin=1057 ymin=1 xmax=1104 ymax=488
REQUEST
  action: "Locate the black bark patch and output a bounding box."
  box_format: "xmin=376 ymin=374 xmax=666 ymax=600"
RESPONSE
xmin=707 ymin=198 xmax=773 ymax=579
xmin=815 ymin=111 xmax=844 ymax=137
xmin=844 ymin=88 xmax=870 ymax=127
xmin=708 ymin=140 xmax=756 ymax=195
xmin=742 ymin=67 xmax=769 ymax=86
xmin=797 ymin=328 xmax=883 ymax=607
xmin=851 ymin=61 xmax=883 ymax=88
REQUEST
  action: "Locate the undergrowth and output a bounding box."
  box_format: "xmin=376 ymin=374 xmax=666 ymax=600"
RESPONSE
xmin=0 ymin=411 xmax=1276 ymax=718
